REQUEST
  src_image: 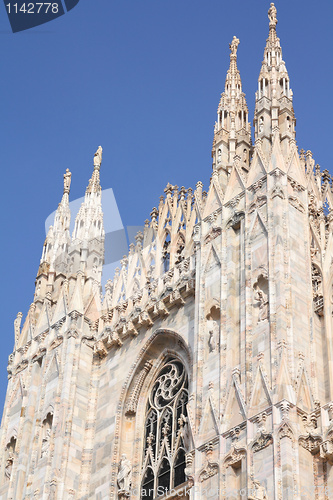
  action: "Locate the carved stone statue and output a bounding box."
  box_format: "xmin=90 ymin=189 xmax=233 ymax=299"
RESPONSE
xmin=259 ymin=118 xmax=264 ymax=133
xmin=162 ymin=240 xmax=170 ymax=273
xmin=41 ymin=429 xmax=51 ymax=458
xmin=268 ymin=3 xmax=277 ymax=26
xmin=178 ymin=413 xmax=190 ymax=448
xmin=255 ymin=289 xmax=269 ymax=322
xmin=229 ymin=36 xmax=240 ymax=56
xmin=63 ymin=168 xmax=72 ymax=194
xmin=117 ymin=454 xmax=132 ymax=493
xmin=5 ymin=454 xmax=13 ymax=481
xmin=249 ymin=479 xmax=268 ymax=500
xmin=217 ymin=148 xmax=222 ymax=164
xmin=94 ymin=146 xmax=103 ymax=169
xmin=207 ymin=320 xmax=219 ymax=352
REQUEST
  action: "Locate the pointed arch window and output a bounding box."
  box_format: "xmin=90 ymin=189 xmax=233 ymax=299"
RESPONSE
xmin=141 ymin=357 xmax=189 ymax=498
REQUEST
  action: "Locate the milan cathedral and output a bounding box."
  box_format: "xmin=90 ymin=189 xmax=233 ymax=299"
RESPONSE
xmin=1 ymin=4 xmax=332 ymax=499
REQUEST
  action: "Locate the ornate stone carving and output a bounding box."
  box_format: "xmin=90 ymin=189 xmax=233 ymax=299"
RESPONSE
xmin=94 ymin=340 xmax=108 ymax=358
xmin=41 ymin=429 xmax=51 ymax=458
xmin=15 ymin=359 xmax=29 ymax=374
xmin=271 ymin=183 xmax=284 ymax=199
xmin=152 ymin=300 xmax=169 ymax=318
xmin=288 ymin=195 xmax=305 ymax=213
xmin=290 ymin=179 xmax=304 ymax=192
xmin=224 ymin=446 xmax=246 ymax=469
xmin=254 ymin=281 xmax=269 ymax=322
xmin=320 ymin=440 xmax=333 ymax=463
xmin=199 ymin=441 xmax=219 ymax=482
xmin=277 ymin=400 xmax=291 ymax=420
xmin=199 ymin=460 xmax=219 ymax=482
xmin=5 ymin=454 xmax=13 ymax=481
xmin=125 ymin=361 xmax=153 ymax=416
xmin=14 ymin=312 xmax=23 ymax=345
xmin=50 ymin=335 xmax=64 ymax=350
xmin=204 ymin=226 xmax=222 ymax=243
xmin=252 ymin=415 xmax=273 ymax=452
xmin=227 ymin=211 xmax=244 ymax=229
xmin=66 ymin=328 xmax=79 ymax=340
xmin=249 ymin=479 xmax=268 ymax=500
xmin=184 ymin=451 xmax=195 ymax=488
xmin=249 ymin=194 xmax=267 ymax=214
xmin=105 ymin=328 xmax=123 ymax=347
xmin=32 ymin=347 xmax=47 ymax=364
xmin=229 ymin=36 xmax=240 ymax=56
xmin=93 ymin=146 xmax=103 ymax=169
xmin=299 ymin=433 xmax=322 ymax=454
xmin=207 ymin=320 xmax=219 ymax=353
xmin=278 ymin=421 xmax=294 ymax=440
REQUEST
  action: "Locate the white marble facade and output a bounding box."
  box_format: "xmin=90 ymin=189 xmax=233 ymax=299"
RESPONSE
xmin=1 ymin=4 xmax=333 ymax=499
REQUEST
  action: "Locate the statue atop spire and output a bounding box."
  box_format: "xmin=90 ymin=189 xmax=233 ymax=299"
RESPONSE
xmin=212 ymin=36 xmax=251 ymax=187
xmin=229 ymin=36 xmax=240 ymax=57
xmin=94 ymin=146 xmax=103 ymax=170
xmin=63 ymin=168 xmax=72 ymax=195
xmin=268 ymin=3 xmax=277 ymax=29
xmin=254 ymin=1 xmax=295 ymax=156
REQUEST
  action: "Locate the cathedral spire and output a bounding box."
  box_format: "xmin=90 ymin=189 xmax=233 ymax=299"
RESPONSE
xmin=72 ymin=146 xmax=105 ymax=280
xmin=254 ymin=3 xmax=296 ymax=157
xmin=212 ymin=36 xmax=251 ymax=189
xmin=39 ymin=169 xmax=72 ymax=272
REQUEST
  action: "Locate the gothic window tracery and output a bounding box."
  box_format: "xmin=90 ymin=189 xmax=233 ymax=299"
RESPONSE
xmin=312 ymin=265 xmax=324 ymax=316
xmin=141 ymin=357 xmax=189 ymax=499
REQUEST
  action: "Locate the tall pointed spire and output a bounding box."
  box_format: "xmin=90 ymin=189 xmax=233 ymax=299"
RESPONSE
xmin=254 ymin=3 xmax=296 ymax=157
xmin=71 ymin=146 xmax=105 ymax=281
xmin=39 ymin=168 xmax=72 ymax=272
xmin=212 ymin=36 xmax=251 ymax=189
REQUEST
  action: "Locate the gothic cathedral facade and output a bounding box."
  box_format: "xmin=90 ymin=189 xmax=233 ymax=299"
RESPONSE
xmin=1 ymin=4 xmax=332 ymax=499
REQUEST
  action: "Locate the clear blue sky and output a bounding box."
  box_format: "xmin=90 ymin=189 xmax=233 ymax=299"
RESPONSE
xmin=0 ymin=0 xmax=332 ymax=415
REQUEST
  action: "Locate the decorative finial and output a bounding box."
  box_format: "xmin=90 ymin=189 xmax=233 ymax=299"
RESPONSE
xmin=93 ymin=146 xmax=103 ymax=170
xmin=229 ymin=36 xmax=240 ymax=57
xmin=268 ymin=3 xmax=277 ymax=29
xmin=63 ymin=168 xmax=71 ymax=195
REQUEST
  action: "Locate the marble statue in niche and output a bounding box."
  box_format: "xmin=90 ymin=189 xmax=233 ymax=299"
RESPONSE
xmin=205 ymin=301 xmax=220 ymax=353
xmin=5 ymin=455 xmax=13 ymax=481
xmin=249 ymin=478 xmax=268 ymax=499
xmin=254 ymin=275 xmax=269 ymax=323
xmin=117 ymin=454 xmax=132 ymax=494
